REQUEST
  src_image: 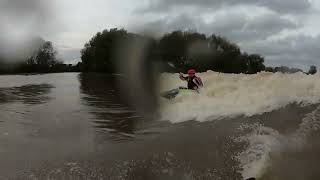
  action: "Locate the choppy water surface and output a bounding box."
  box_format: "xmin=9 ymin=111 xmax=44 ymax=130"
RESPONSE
xmin=0 ymin=72 xmax=320 ymax=180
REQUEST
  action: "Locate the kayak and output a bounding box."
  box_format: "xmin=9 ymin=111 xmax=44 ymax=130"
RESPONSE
xmin=161 ymin=87 xmax=196 ymax=99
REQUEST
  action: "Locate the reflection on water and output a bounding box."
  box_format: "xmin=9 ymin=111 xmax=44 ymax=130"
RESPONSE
xmin=79 ymin=73 xmax=142 ymax=141
xmin=0 ymin=84 xmax=53 ymax=105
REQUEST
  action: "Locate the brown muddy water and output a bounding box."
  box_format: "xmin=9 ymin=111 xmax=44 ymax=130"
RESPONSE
xmin=0 ymin=73 xmax=319 ymax=180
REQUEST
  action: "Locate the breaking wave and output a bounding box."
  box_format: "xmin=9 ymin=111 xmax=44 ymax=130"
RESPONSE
xmin=160 ymin=71 xmax=320 ymax=123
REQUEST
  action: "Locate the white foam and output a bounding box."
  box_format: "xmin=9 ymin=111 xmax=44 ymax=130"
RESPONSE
xmin=236 ymin=105 xmax=320 ymax=179
xmin=160 ymin=71 xmax=320 ymax=123
xmin=236 ymin=124 xmax=282 ymax=179
xmin=295 ymin=105 xmax=320 ymax=140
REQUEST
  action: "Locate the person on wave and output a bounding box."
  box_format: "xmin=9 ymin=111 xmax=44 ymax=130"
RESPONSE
xmin=161 ymin=69 xmax=203 ymax=99
xmin=179 ymin=69 xmax=203 ymax=90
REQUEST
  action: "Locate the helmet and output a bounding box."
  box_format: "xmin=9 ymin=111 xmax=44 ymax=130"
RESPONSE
xmin=187 ymin=69 xmax=196 ymax=75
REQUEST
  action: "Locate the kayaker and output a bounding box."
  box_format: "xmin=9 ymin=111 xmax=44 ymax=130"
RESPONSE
xmin=179 ymin=69 xmax=203 ymax=90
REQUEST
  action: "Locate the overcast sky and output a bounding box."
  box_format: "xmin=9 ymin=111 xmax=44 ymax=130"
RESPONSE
xmin=1 ymin=0 xmax=320 ymax=70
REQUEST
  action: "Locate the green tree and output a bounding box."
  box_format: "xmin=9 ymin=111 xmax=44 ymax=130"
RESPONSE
xmin=81 ymin=28 xmax=131 ymax=72
xmin=246 ymin=54 xmax=265 ymax=74
xmin=25 ymin=41 xmax=58 ymax=72
xmin=80 ymin=28 xmax=266 ymax=74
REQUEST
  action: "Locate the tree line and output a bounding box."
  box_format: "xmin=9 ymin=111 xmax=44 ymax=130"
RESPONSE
xmin=0 ymin=28 xmax=317 ymax=75
xmin=265 ymin=65 xmax=317 ymax=75
xmin=80 ymin=28 xmax=266 ymax=74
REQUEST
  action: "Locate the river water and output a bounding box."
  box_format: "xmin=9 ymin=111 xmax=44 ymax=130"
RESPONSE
xmin=1 ymin=72 xmax=320 ymax=180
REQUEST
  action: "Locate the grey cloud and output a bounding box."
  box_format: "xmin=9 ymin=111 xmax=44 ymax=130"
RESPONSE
xmin=139 ymin=12 xmax=298 ymax=42
xmin=0 ymin=0 xmax=54 ymax=33
xmin=0 ymin=0 xmax=51 ymax=22
xmin=244 ymin=35 xmax=320 ymax=57
xmin=0 ymin=0 xmax=55 ymax=61
xmin=242 ymin=35 xmax=320 ymax=69
xmin=133 ymin=15 xmax=199 ymax=37
xmin=141 ymin=0 xmax=311 ymax=15
xmin=259 ymin=0 xmax=311 ymax=14
xmin=212 ymin=13 xmax=298 ymax=42
xmin=57 ymin=48 xmax=81 ymax=63
xmin=138 ymin=12 xmax=316 ymax=70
